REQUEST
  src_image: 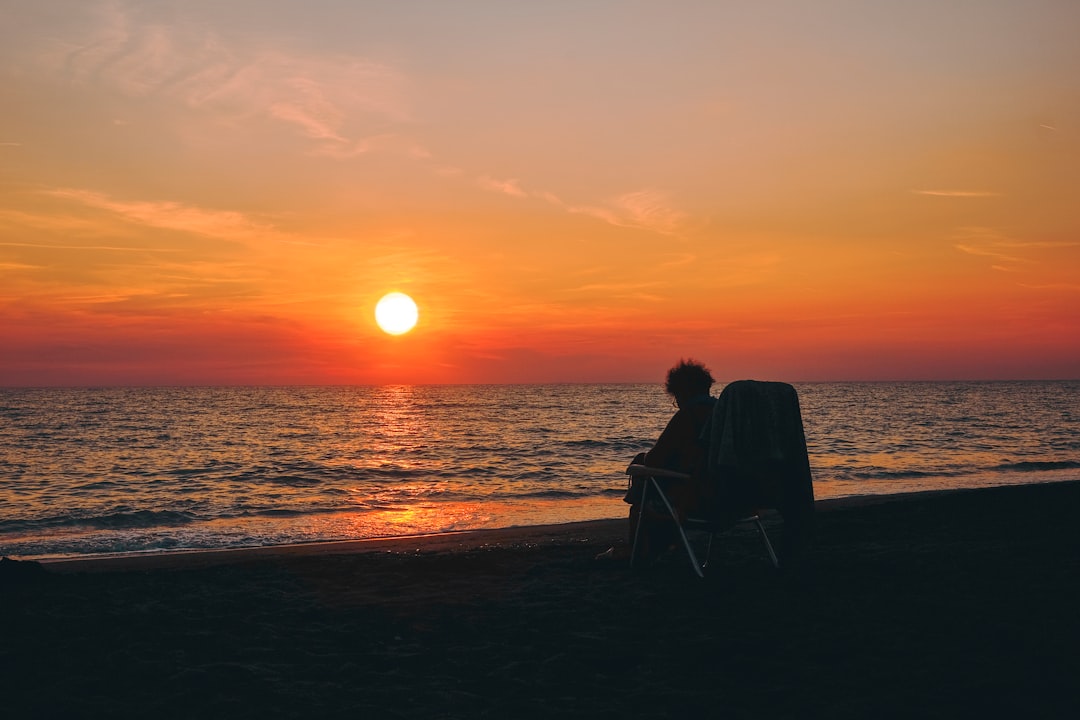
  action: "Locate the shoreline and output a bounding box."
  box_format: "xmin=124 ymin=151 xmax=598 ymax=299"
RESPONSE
xmin=34 ymin=479 xmax=1075 ymax=573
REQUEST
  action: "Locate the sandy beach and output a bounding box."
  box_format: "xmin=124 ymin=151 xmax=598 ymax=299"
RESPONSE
xmin=3 ymin=481 xmax=1079 ymax=719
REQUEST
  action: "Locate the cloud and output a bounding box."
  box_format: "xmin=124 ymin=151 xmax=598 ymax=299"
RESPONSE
xmin=54 ymin=5 xmax=409 ymax=154
xmin=953 ymin=227 xmax=1078 ymax=269
xmin=562 ymin=203 xmax=621 ymax=227
xmin=268 ymin=82 xmax=347 ymax=143
xmin=912 ymin=190 xmax=1001 ymax=198
xmin=0 ymin=207 xmax=134 ymax=237
xmin=541 ymin=189 xmax=687 ymax=236
xmin=0 ymin=240 xmax=177 ymax=253
xmin=1018 ymin=282 xmax=1080 ymax=291
xmin=57 ymin=291 xmax=156 ymax=305
xmin=45 ymin=188 xmax=276 ymax=242
xmin=477 ymin=176 xmax=527 ymax=197
xmin=473 ymin=177 xmax=686 ymax=236
xmin=611 ymin=190 xmax=687 ymax=234
xmin=955 ymin=243 xmax=1026 ymax=265
xmin=311 ymin=133 xmax=427 ymax=160
xmin=566 ymin=281 xmax=666 ymax=294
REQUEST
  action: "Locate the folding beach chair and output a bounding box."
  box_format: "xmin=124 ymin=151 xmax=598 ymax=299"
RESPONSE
xmin=627 ymin=380 xmax=815 ymax=577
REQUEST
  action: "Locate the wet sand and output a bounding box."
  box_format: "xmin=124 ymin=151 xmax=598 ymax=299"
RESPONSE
xmin=3 ymin=481 xmax=1079 ymax=719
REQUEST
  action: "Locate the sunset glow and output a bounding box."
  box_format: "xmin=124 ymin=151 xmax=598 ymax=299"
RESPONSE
xmin=1 ymin=1 xmax=1078 ymax=385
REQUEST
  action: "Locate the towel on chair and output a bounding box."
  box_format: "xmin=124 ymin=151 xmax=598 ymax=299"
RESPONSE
xmin=702 ymin=380 xmax=814 ymax=511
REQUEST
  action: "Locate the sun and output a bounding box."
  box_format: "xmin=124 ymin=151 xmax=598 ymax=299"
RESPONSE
xmin=374 ymin=292 xmax=419 ymax=335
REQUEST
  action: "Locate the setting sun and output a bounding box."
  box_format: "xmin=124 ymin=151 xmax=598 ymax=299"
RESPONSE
xmin=375 ymin=293 xmax=419 ymax=336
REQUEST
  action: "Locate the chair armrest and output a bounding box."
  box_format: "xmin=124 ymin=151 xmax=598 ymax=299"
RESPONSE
xmin=625 ymin=464 xmax=692 ymax=480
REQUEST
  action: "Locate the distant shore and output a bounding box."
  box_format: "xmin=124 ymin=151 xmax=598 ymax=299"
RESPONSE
xmin=5 ymin=480 xmax=1080 ymax=718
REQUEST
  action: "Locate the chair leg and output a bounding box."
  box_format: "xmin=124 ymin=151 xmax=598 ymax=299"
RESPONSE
xmin=754 ymin=517 xmax=780 ymax=569
xmin=704 ymin=532 xmax=715 ymax=570
xmin=650 ymin=479 xmax=705 ymax=578
xmin=629 ymin=477 xmax=650 ymax=568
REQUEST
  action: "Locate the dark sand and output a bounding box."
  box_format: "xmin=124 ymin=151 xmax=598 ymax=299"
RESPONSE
xmin=3 ymin=482 xmax=1079 ymax=719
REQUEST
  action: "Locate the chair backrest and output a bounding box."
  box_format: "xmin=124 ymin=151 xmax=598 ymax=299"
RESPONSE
xmin=699 ymin=380 xmax=815 ymax=518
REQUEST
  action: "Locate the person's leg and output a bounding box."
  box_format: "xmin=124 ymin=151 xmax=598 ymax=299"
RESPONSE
xmin=629 ymin=502 xmax=671 ymax=561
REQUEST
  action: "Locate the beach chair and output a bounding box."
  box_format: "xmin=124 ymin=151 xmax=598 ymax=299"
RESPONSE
xmin=627 ymin=380 xmax=815 ymax=577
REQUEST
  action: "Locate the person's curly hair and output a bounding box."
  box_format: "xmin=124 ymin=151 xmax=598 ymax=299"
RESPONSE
xmin=664 ymin=359 xmax=715 ymax=398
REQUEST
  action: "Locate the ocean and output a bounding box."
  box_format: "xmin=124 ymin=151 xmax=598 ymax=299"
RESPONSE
xmin=2 ymin=382 xmax=1078 ymax=560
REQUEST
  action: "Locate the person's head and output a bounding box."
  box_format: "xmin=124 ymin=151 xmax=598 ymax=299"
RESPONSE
xmin=664 ymin=359 xmax=715 ymax=403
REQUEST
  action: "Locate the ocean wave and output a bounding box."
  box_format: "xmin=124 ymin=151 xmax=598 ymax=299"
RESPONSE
xmin=992 ymin=460 xmax=1080 ymax=473
xmin=828 ymin=468 xmax=965 ymax=481
xmin=510 ymin=489 xmax=585 ymax=500
xmin=75 ymin=480 xmax=121 ymax=491
xmin=215 ymin=465 xmax=432 ymax=485
xmin=821 ymin=459 xmax=1080 ymax=483
xmin=265 ymin=474 xmax=323 ymax=487
xmin=562 ymin=438 xmax=647 ymax=452
xmin=83 ymin=509 xmax=198 ymax=529
xmin=355 ymin=467 xmax=428 ymax=480
xmin=243 ymin=508 xmax=306 ymax=518
xmin=0 ymin=509 xmax=198 ymax=532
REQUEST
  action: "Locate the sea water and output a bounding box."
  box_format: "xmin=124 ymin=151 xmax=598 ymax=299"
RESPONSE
xmin=1 ymin=382 xmax=1077 ymax=559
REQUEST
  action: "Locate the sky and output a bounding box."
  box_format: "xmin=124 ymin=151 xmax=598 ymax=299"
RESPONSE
xmin=2 ymin=0 xmax=1078 ymax=385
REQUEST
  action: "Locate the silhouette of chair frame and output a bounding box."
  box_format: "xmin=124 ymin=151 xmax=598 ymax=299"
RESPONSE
xmin=626 ymin=380 xmax=814 ymax=577
xmin=626 ymin=465 xmax=778 ymax=576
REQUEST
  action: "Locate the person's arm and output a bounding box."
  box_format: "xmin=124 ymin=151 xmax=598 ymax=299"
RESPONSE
xmin=643 ymin=410 xmax=693 ymax=470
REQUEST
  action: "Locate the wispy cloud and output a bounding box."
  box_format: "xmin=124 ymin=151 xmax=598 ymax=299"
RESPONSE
xmin=611 ymin=190 xmax=687 ymax=234
xmin=540 ymin=189 xmax=687 ymax=236
xmin=955 ymin=243 xmax=1027 ymax=265
xmin=0 ymin=207 xmax=129 ymax=237
xmin=473 ymin=176 xmax=687 ymax=236
xmin=912 ymin=190 xmax=1001 ymax=198
xmin=659 ymin=253 xmax=697 ymax=269
xmin=0 ymin=240 xmax=177 ymax=253
xmin=46 ymin=188 xmax=274 ymax=241
xmin=477 ymin=176 xmax=527 ymax=197
xmin=566 ymin=281 xmax=666 ymax=295
xmin=953 ymin=227 xmax=1079 ymax=270
xmin=311 ymin=133 xmax=432 ymax=161
xmin=57 ymin=291 xmax=158 ymax=305
xmin=54 ymin=5 xmax=409 ymax=155
xmin=1018 ymin=281 xmax=1080 ymax=291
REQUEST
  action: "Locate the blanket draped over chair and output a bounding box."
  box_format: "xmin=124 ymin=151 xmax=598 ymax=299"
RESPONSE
xmin=700 ymin=380 xmax=815 ymax=565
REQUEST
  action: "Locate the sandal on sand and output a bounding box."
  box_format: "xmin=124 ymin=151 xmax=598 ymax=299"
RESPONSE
xmin=594 ymin=547 xmax=616 ymax=561
xmin=593 ymin=547 xmax=626 ymax=562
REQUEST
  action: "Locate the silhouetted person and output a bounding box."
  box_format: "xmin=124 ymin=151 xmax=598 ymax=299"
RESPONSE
xmin=624 ymin=359 xmax=716 ymax=559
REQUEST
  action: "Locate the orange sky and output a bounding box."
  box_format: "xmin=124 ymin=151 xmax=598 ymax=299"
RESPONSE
xmin=2 ymin=1 xmax=1078 ymax=385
